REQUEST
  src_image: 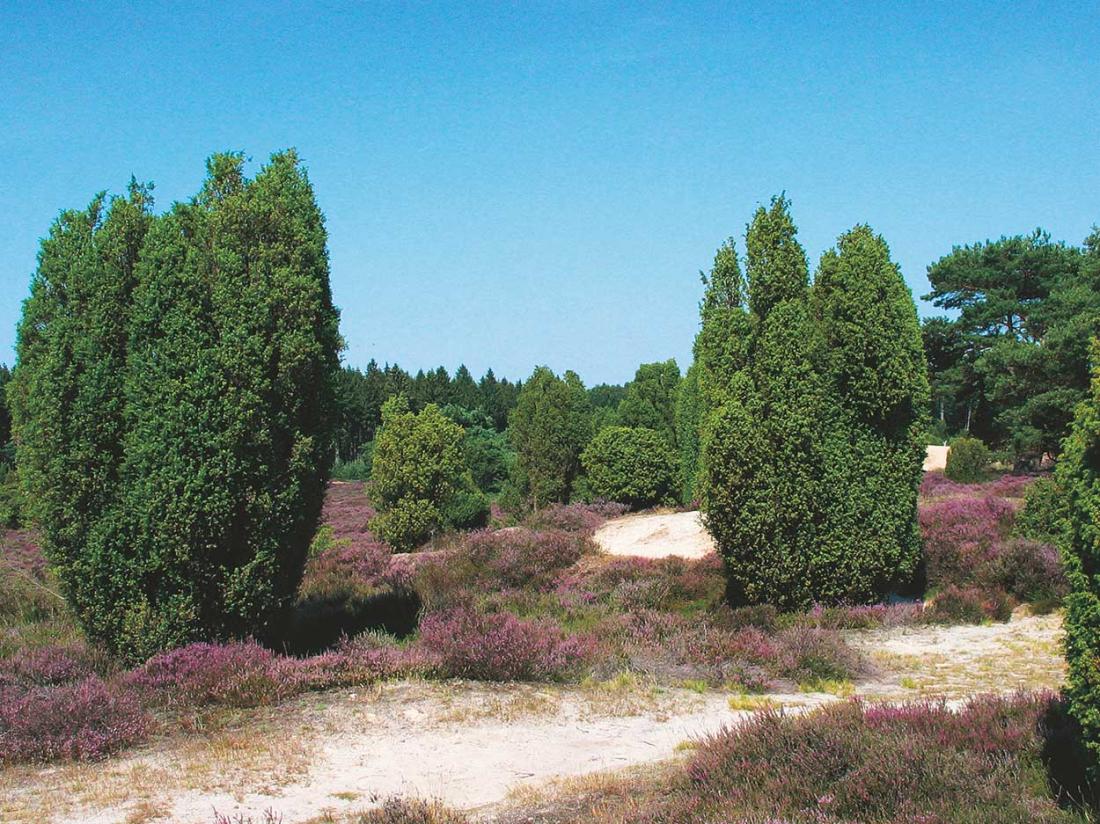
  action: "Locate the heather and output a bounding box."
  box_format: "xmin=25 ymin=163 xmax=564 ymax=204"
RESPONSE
xmin=500 ymin=693 xmax=1085 ymax=823
xmin=0 ymin=473 xmax=1070 ymax=767
xmin=0 ymin=676 xmax=149 ymax=764
xmin=918 ymin=473 xmax=1068 ymax=607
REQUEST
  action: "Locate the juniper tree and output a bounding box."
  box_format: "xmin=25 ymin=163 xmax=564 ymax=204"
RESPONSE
xmin=673 ymin=363 xmax=702 ymax=504
xmin=811 ymin=225 xmax=929 ymax=601
xmin=702 ymin=197 xmax=824 ymax=608
xmin=11 ymin=181 xmax=153 ymax=652
xmin=617 ymin=359 xmax=681 ymax=447
xmin=1057 ymin=338 xmax=1100 ymax=777
xmin=369 ymin=395 xmax=470 ymax=551
xmin=700 ymin=201 xmax=927 ymax=608
xmin=12 ymin=152 xmax=341 ymax=660
xmin=508 ymin=366 xmax=592 ymax=509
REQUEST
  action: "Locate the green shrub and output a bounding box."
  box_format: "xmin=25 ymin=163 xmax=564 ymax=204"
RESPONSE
xmin=332 ymin=442 xmax=373 ymax=481
xmin=442 ymin=482 xmax=490 ymax=531
xmin=10 ymin=153 xmax=340 ymax=661
xmin=580 ymin=426 xmax=677 ymax=510
xmin=1059 ymin=338 xmax=1100 ymax=780
xmin=368 ymin=397 xmax=466 ymax=551
xmin=1015 ymin=474 xmax=1068 ymax=545
xmin=945 ymin=436 xmax=991 ymax=483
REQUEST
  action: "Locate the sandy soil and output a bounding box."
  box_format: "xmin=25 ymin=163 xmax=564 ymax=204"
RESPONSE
xmin=3 ymin=611 xmax=1063 ymax=824
xmin=593 ymin=511 xmax=715 ymax=559
xmin=923 ymin=444 xmax=949 ymax=472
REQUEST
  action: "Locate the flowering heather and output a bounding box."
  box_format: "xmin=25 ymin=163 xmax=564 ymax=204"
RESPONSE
xmin=920 ymin=494 xmax=1015 ymax=584
xmin=0 ymin=528 xmax=47 ymax=578
xmin=414 ymin=528 xmax=593 ymax=610
xmin=299 ymin=538 xmax=395 ymax=600
xmin=925 ymin=585 xmax=1014 ymax=624
xmin=124 ymin=641 xmax=299 ymax=708
xmin=656 ymin=692 xmax=1073 ymax=824
xmin=293 ymin=633 xmax=431 ymax=691
xmin=0 ymin=676 xmax=149 ymax=763
xmin=0 ymin=644 xmax=97 ymax=692
xmin=522 ymin=501 xmax=629 ymax=533
xmin=787 ymin=602 xmax=926 ymax=630
xmin=918 ymin=486 xmax=1066 ymax=602
xmin=556 ymin=554 xmax=725 ymax=614
xmin=319 ymin=481 xmax=379 ymax=545
xmin=920 ymin=470 xmax=1036 ymax=501
xmin=417 ymin=608 xmax=597 ymax=682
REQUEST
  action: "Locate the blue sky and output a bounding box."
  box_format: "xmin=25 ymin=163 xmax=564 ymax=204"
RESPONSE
xmin=1 ymin=2 xmax=1097 ymax=385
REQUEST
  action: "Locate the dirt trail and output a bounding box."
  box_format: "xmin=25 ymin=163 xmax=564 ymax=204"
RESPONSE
xmin=2 ymin=612 xmax=1062 ymax=824
xmin=593 ymin=511 xmax=714 ymax=559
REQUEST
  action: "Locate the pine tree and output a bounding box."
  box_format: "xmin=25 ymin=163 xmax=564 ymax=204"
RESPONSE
xmin=451 ymin=364 xmax=480 ymax=410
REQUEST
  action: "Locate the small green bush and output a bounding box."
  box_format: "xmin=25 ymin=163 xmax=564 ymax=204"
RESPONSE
xmin=1015 ymin=474 xmax=1068 ymax=545
xmin=580 ymin=426 xmax=677 ymax=510
xmin=442 ymin=482 xmax=490 ymax=531
xmin=945 ymin=436 xmax=991 ymax=483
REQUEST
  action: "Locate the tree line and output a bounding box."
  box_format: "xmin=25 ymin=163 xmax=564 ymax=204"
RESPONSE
xmin=922 ymin=228 xmax=1100 ymax=465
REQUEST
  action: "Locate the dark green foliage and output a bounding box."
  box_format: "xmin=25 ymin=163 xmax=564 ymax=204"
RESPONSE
xmin=440 ymin=485 xmax=491 ymax=531
xmin=460 ymin=425 xmax=513 ymax=494
xmin=746 ymin=196 xmax=810 ymax=319
xmin=580 ymin=426 xmax=677 ymax=509
xmin=810 ymin=226 xmax=928 ymax=602
xmin=1016 ymin=474 xmax=1068 ymax=546
xmin=701 ymin=202 xmax=927 ymax=608
xmin=449 ymin=365 xmax=480 ymax=410
xmin=11 ymin=153 xmax=341 ymax=661
xmin=508 ymin=367 xmax=593 ymax=509
xmin=924 ymin=229 xmax=1100 ymax=461
xmin=1058 ymin=338 xmax=1100 ymax=778
xmin=0 ymin=364 xmax=11 ymax=454
xmin=617 ymin=359 xmax=681 ymax=448
xmin=945 ymin=436 xmax=992 ymax=483
xmin=368 ymin=396 xmax=468 ymax=551
xmin=694 ymin=239 xmax=755 ymax=414
xmin=673 ymin=363 xmax=702 ymax=504
xmin=332 ymin=442 xmax=374 ymax=481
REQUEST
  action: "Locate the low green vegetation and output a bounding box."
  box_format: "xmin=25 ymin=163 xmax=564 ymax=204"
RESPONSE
xmin=945 ymin=435 xmax=992 ymax=482
xmin=580 ymin=426 xmax=678 ymax=510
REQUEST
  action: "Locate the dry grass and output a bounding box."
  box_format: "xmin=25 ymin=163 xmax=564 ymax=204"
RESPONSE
xmin=0 ymin=702 xmax=317 ymax=824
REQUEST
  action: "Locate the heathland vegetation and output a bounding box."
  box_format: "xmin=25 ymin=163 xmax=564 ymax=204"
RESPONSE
xmin=0 ymin=155 xmax=1098 ymax=822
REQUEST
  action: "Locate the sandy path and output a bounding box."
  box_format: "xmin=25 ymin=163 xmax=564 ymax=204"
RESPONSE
xmin=2 ymin=611 xmax=1062 ymax=824
xmin=593 ymin=511 xmax=715 ymax=559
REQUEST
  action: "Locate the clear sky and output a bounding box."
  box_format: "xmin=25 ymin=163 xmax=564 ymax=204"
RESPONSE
xmin=1 ymin=2 xmax=1097 ymax=385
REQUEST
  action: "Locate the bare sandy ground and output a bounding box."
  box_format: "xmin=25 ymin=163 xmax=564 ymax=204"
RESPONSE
xmin=3 ymin=611 xmax=1063 ymax=824
xmin=593 ymin=511 xmax=715 ymax=559
xmin=923 ymin=444 xmax=949 ymax=472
